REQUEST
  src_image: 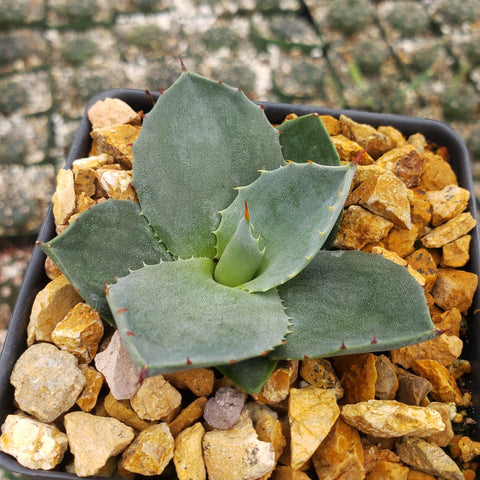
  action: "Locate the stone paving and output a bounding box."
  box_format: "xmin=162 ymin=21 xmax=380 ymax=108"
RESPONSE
xmin=1 ymin=0 xmax=480 ymax=334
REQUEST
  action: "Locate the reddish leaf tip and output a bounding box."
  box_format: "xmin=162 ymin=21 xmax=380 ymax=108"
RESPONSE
xmin=229 ymin=359 xmax=236 ymax=364
xmin=186 ymin=357 xmax=193 ymax=365
xmin=179 ymin=55 xmax=187 ymax=72
xmin=340 ymin=341 xmax=346 ymax=350
xmin=371 ymin=335 xmax=377 ymax=344
xmin=244 ymin=200 xmax=250 ymax=222
xmin=138 ymin=365 xmax=149 ymax=385
xmin=117 ymin=308 xmax=129 ymax=314
xmin=352 ymin=144 xmax=370 ymax=165
xmin=126 ymin=331 xmax=135 ymax=336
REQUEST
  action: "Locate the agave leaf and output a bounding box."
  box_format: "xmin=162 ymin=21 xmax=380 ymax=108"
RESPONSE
xmin=215 ymin=161 xmax=356 ymax=292
xmin=271 ymin=249 xmax=436 ymax=360
xmin=132 ymin=71 xmax=285 ymax=260
xmin=277 ymin=113 xmax=341 ymax=166
xmin=39 ymin=200 xmax=170 ymax=324
xmin=217 ymin=356 xmax=278 ymax=394
xmin=107 ymin=257 xmax=290 ymax=374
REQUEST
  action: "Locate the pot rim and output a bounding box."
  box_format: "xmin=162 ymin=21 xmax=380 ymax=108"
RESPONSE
xmin=1 ymin=88 xmax=479 ymax=479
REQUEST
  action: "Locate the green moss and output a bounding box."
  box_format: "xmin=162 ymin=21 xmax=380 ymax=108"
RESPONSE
xmin=327 ymin=0 xmax=372 ymax=34
xmin=61 ymin=38 xmax=98 ymax=66
xmin=0 ymin=78 xmax=27 ymax=115
xmin=385 ymin=1 xmax=430 ymax=36
xmin=126 ymin=24 xmax=166 ymax=51
xmin=439 ymin=83 xmax=479 ymax=121
xmin=350 ymin=39 xmax=389 ymax=75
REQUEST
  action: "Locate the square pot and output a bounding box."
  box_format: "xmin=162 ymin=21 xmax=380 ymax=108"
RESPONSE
xmin=0 ymin=89 xmax=479 ymax=479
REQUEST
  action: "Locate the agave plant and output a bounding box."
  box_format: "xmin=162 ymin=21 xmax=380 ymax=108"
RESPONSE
xmin=39 ymin=68 xmax=435 ymax=393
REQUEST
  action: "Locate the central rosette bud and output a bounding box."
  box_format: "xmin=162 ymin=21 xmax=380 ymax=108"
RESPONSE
xmin=214 ymin=202 xmax=264 ymax=287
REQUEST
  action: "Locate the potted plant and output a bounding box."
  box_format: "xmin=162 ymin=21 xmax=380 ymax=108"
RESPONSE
xmin=0 ymin=66 xmax=479 ymax=479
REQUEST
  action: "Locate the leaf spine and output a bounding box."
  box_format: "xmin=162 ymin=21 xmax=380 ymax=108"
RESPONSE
xmin=371 ymin=335 xmax=377 ymax=344
xmin=340 ymin=341 xmax=346 ymax=349
xmin=117 ymin=308 xmax=129 ymax=313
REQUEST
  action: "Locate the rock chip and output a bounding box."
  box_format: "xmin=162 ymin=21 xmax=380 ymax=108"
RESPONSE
xmin=396 ymin=437 xmax=463 ymax=480
xmin=203 ymin=386 xmax=247 ymax=430
xmin=441 ymin=235 xmax=471 ymax=267
xmin=76 ymin=364 xmax=104 ymax=412
xmin=331 ymin=134 xmax=375 ymax=164
xmin=339 ymin=114 xmax=396 ymax=158
xmin=348 ymin=170 xmax=412 ymax=229
xmin=374 ymin=354 xmax=398 ymax=400
xmin=11 ymin=342 xmax=85 ymax=422
xmin=168 ymin=396 xmax=208 ymax=438
xmin=422 ymin=212 xmax=476 ymax=248
xmin=424 ymin=402 xmax=454 ymax=448
xmin=289 ymin=387 xmax=340 ymax=470
xmin=103 ymin=391 xmax=151 ymax=431
xmin=164 ymin=368 xmax=215 ymax=397
xmin=130 ymin=374 xmax=182 ymax=422
xmin=121 ymin=423 xmax=174 ymax=476
xmin=90 ymin=124 xmax=140 ymax=169
xmin=202 ymin=416 xmax=275 ymax=480
xmin=52 ymin=168 xmax=75 ymax=229
xmin=419 ymin=151 xmax=457 ymax=191
xmin=51 ymin=302 xmax=104 ymax=363
xmin=95 ymin=168 xmax=137 ymax=201
xmin=431 ymin=268 xmax=478 ymax=313
xmin=426 ymin=184 xmax=470 ymax=226
xmin=333 ymin=353 xmax=376 ymax=404
xmin=299 ymin=358 xmax=343 ymax=399
xmin=395 ymin=368 xmax=433 ymax=406
xmin=376 ymin=144 xmax=423 ymax=188
xmin=64 ymin=411 xmax=134 ymax=477
xmin=411 ymin=359 xmax=464 ymax=406
xmin=458 ymin=435 xmax=480 ymax=462
xmin=312 ymin=418 xmax=364 ymax=480
xmin=253 ymin=360 xmax=298 ymax=405
xmin=250 ymin=406 xmax=286 ymax=463
xmin=27 ymin=274 xmax=82 ymax=345
xmin=0 ymin=413 xmax=68 ymax=470
xmin=365 ymin=460 xmax=409 ymax=479
xmin=94 ymin=330 xmax=140 ymax=400
xmin=333 ymin=205 xmax=393 ymax=250
xmin=340 ymin=400 xmax=445 ymax=438
xmin=405 ymin=248 xmax=437 ymax=293
xmin=271 ymin=466 xmax=312 ymax=479
xmin=390 ymin=333 xmax=463 ymax=369
xmin=173 ymin=422 xmax=207 ymax=480
xmin=88 ymin=97 xmax=140 ymax=130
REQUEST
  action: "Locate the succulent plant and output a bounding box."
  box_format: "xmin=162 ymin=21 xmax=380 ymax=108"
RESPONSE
xmin=40 ymin=68 xmax=435 ymax=393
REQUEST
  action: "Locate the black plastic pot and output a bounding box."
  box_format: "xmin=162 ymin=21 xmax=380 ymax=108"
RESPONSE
xmin=0 ymin=89 xmax=479 ymax=479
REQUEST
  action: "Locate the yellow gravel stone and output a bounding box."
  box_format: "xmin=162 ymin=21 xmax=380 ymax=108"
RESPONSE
xmin=76 ymin=364 xmax=104 ymax=412
xmin=331 ymin=134 xmax=375 ymax=164
xmin=88 ymin=97 xmax=140 ymax=130
xmin=411 ymin=359 xmax=464 ymax=406
xmin=164 ymin=368 xmax=215 ymax=397
xmin=90 ymin=124 xmax=140 ymax=169
xmin=348 ymin=170 xmax=412 ymax=229
xmin=334 ymin=205 xmax=393 ymax=250
xmin=341 ymin=400 xmax=445 ymax=438
xmin=289 ymin=387 xmax=340 ymax=470
xmin=52 ymin=168 xmax=76 ymax=230
xmin=441 ymin=235 xmax=471 ymax=267
xmin=51 ymin=302 xmax=104 ymax=363
xmin=421 ymin=212 xmax=476 ymax=248
xmin=168 ymin=396 xmax=208 ymax=438
xmin=27 ymin=274 xmax=82 ymax=345
xmin=419 ymin=151 xmax=457 ymax=191
xmin=174 ymin=422 xmax=206 ymax=480
xmin=312 ymin=418 xmax=364 ymax=480
xmin=103 ymin=392 xmax=151 ymax=431
xmin=431 ymin=268 xmax=478 ymax=313
xmin=202 ymin=416 xmax=275 ymax=480
xmin=121 ymin=423 xmax=174 ymax=476
xmin=130 ymin=375 xmax=182 ymax=422
xmin=390 ymin=333 xmax=463 ymax=369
